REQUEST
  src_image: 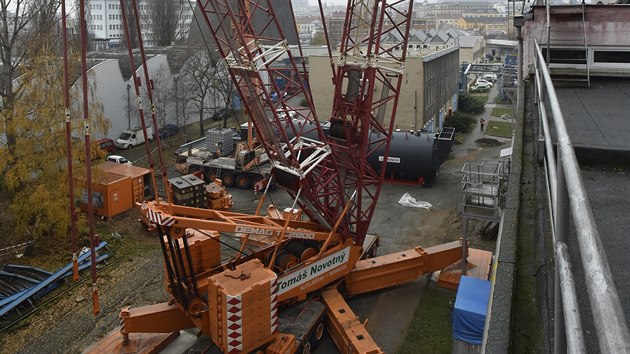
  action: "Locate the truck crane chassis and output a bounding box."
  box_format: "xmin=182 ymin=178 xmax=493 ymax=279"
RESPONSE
xmin=86 ymin=201 xmax=483 ymax=354
xmin=84 ymin=0 xmax=493 ymax=351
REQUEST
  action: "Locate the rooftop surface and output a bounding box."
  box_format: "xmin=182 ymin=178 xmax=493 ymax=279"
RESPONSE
xmin=553 ymin=78 xmax=630 ymax=352
xmin=556 ymin=79 xmax=630 ymax=152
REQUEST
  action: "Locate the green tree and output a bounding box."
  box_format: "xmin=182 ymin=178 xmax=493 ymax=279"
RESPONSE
xmin=310 ymin=31 xmax=326 ymax=45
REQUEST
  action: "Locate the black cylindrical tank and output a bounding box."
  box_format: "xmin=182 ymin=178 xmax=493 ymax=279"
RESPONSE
xmin=280 ymin=119 xmax=454 ymax=185
xmin=366 ymin=129 xmax=454 ymax=184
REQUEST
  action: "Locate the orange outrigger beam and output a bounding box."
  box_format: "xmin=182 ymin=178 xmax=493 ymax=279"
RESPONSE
xmin=320 ymin=287 xmax=384 ymax=354
xmin=344 ymin=241 xmax=463 ymax=296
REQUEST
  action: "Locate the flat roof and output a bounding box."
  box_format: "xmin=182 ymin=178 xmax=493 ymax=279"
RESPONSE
xmin=556 ymin=79 xmax=630 ymax=152
xmin=550 ymin=77 xmax=630 ymax=351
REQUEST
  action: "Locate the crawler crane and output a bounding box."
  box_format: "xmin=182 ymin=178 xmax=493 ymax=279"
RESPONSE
xmin=91 ymin=0 xmax=476 ymax=353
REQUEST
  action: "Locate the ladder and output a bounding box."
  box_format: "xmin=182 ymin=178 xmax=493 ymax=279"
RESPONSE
xmin=546 ymin=3 xmax=590 ymax=87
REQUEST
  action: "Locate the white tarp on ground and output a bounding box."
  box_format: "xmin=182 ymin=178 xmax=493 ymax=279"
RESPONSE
xmin=398 ymin=193 xmax=432 ymax=209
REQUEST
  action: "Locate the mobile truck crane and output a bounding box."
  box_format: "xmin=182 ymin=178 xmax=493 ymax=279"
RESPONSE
xmin=89 ymin=0 xmax=485 ymax=352
xmin=175 ymin=140 xmax=272 ymax=189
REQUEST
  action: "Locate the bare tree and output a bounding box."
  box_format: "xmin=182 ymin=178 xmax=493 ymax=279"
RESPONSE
xmin=210 ymin=56 xmax=238 ymax=128
xmin=0 ymin=0 xmax=60 ymax=158
xmin=146 ymin=0 xmax=188 ymax=46
xmin=122 ymin=0 xmax=138 ymax=49
xmin=173 ymin=70 xmax=194 ymax=141
xmin=181 ymin=51 xmax=215 ymax=137
xmin=150 ymin=64 xmax=174 ymax=128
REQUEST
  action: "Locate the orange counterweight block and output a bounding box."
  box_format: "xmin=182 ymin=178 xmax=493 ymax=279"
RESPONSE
xmin=208 ymin=259 xmax=279 ymax=353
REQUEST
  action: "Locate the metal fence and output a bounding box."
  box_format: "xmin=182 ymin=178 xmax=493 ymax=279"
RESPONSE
xmin=533 ymin=39 xmax=630 ymax=353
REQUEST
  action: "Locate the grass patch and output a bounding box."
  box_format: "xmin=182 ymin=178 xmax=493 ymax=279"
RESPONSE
xmin=485 ymin=121 xmax=513 ymax=139
xmin=468 ymin=92 xmax=489 ymax=102
xmin=398 ymin=283 xmax=455 ymax=354
xmin=490 ymin=107 xmax=514 ymax=118
xmin=494 ymin=95 xmax=508 ymax=104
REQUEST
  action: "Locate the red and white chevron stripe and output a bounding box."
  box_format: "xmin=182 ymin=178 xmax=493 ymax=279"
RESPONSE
xmin=226 ymin=295 xmax=243 ymax=353
xmin=146 ymin=208 xmax=176 ymax=226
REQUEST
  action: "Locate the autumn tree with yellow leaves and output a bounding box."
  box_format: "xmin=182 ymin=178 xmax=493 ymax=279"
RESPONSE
xmin=0 ymin=1 xmax=108 ymax=253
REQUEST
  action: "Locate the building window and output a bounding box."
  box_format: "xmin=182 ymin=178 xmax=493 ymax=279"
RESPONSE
xmin=593 ymin=50 xmax=630 ymax=64
xmin=541 ymin=48 xmax=587 ymax=65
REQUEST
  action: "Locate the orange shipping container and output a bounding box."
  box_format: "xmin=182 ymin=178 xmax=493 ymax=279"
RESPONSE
xmin=96 ymin=162 xmax=151 ymax=203
xmin=78 ymin=172 xmax=133 ymax=219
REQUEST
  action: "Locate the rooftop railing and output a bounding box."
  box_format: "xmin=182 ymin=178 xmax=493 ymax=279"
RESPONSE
xmin=533 ymin=38 xmax=630 ymax=353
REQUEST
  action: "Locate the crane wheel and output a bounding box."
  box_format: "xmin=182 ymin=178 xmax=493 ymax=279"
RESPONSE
xmin=222 ymin=173 xmax=236 ymax=187
xmin=301 ymin=341 xmax=311 ymax=354
xmin=306 ymin=319 xmax=325 ymax=351
xmin=236 ymin=174 xmax=250 ymax=189
xmin=367 ymin=244 xmax=378 ymax=258
xmin=206 ymin=171 xmax=217 ymax=183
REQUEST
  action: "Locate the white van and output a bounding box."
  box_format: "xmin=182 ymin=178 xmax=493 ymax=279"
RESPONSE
xmin=115 ymin=126 xmax=154 ymax=149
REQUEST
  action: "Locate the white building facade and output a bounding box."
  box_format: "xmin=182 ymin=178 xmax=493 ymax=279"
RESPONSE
xmin=86 ymin=0 xmax=195 ymax=47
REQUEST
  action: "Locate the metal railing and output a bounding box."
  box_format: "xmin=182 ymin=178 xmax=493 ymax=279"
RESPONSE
xmin=533 ymin=39 xmax=630 ymax=353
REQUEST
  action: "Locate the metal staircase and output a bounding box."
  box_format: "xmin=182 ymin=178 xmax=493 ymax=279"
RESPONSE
xmin=546 ymin=4 xmax=590 ymax=87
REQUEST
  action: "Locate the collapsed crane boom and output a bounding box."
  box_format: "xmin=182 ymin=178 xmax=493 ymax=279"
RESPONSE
xmin=198 ymin=0 xmax=415 ymax=246
xmin=325 ymin=0 xmax=415 ymax=245
xmin=197 ymin=0 xmax=348 ymax=238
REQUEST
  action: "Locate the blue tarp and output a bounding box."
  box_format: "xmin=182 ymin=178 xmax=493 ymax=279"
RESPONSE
xmin=452 ymin=276 xmax=491 ymax=345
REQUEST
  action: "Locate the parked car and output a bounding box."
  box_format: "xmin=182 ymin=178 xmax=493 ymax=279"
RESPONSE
xmin=106 ymin=155 xmax=132 ymax=166
xmin=275 ymin=109 xmax=297 ymax=119
xmin=482 ymin=73 xmax=497 ymax=82
xmin=158 ymin=124 xmax=179 ymax=138
xmin=469 ymin=85 xmax=490 ymax=93
xmin=94 ymin=138 xmax=116 ymax=155
xmin=270 ymin=91 xmax=287 ymax=102
xmin=475 ymin=79 xmax=493 ymax=87
xmin=212 ymin=108 xmax=232 ymax=121
xmin=473 ymin=81 xmax=492 ymax=89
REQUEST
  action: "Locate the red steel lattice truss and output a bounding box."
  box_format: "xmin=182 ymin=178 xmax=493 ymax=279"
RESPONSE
xmin=197 ymin=0 xmax=414 ymax=246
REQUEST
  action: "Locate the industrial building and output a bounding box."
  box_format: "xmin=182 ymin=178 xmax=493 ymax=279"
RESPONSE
xmin=309 ymin=47 xmax=460 ymax=132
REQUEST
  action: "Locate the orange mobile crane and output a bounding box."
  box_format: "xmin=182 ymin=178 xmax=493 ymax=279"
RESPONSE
xmin=90 ymin=0 xmax=476 ymax=353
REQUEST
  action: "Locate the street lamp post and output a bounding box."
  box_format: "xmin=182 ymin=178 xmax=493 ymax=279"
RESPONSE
xmin=174 ymin=74 xmax=179 ymax=127
xmin=126 ymin=83 xmax=131 ymax=129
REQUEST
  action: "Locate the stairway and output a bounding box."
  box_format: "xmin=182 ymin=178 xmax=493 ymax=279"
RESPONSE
xmin=546 ymin=5 xmax=590 ymax=87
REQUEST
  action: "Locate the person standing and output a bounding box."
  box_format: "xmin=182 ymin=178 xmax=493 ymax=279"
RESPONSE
xmin=480 ymin=118 xmax=485 ymax=131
